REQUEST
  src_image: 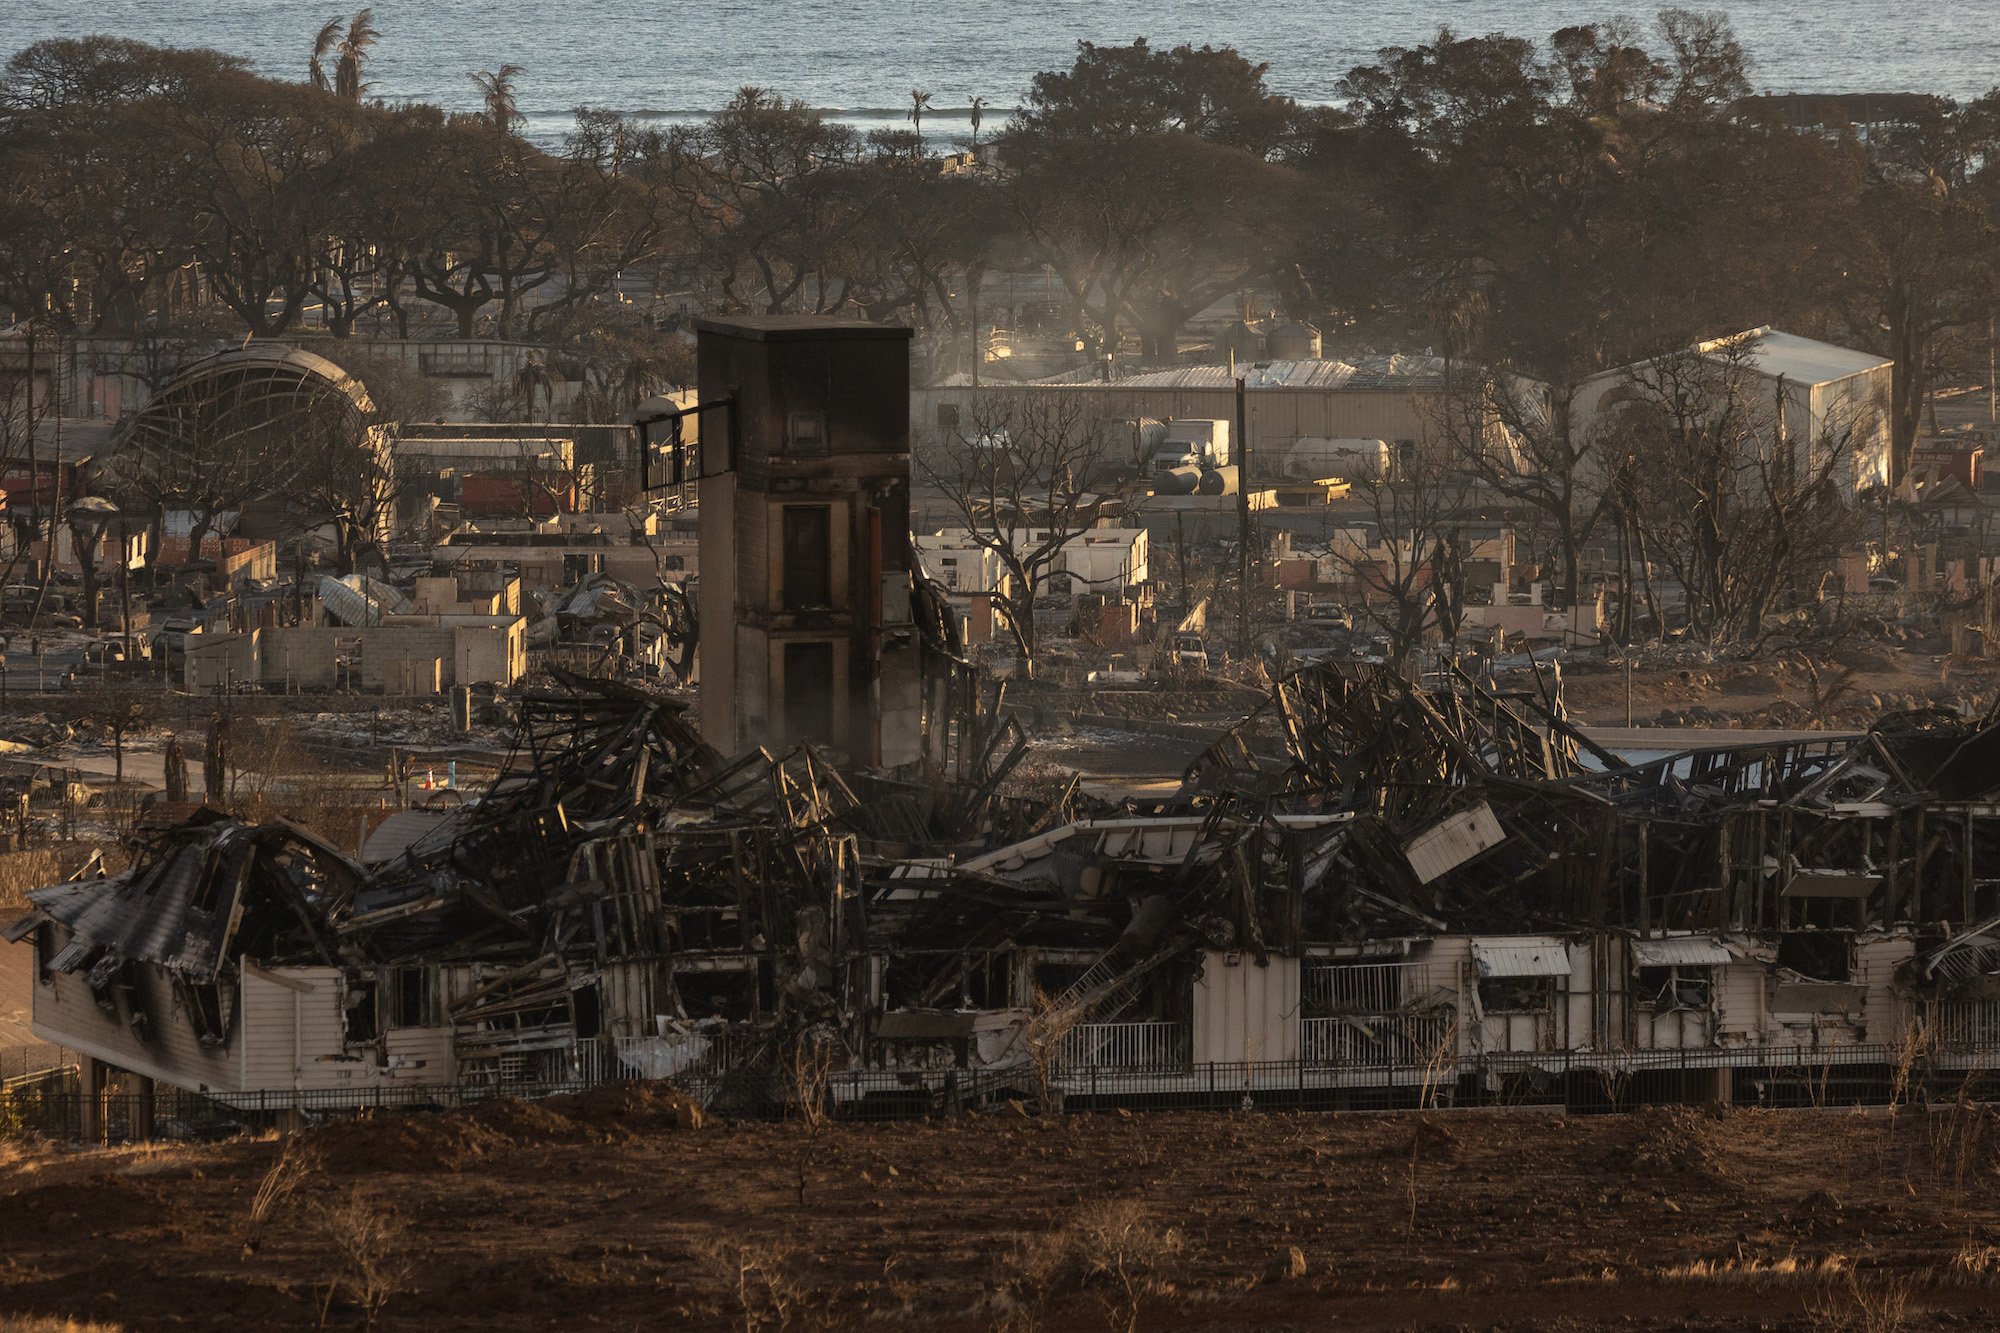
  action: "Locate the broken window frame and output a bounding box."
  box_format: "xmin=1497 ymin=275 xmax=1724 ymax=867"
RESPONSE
xmin=1635 ymin=964 xmax=1714 ymax=1012
xmin=342 ymin=974 xmax=381 ymax=1045
xmin=1477 ymin=975 xmax=1557 ymax=1015
xmin=387 ymin=966 xmax=440 ymax=1028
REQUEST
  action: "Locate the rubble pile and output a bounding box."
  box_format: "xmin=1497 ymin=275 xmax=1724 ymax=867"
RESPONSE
xmin=1183 ymin=660 xmax=2000 ymax=944
xmin=15 ymin=658 xmax=2000 ymax=1110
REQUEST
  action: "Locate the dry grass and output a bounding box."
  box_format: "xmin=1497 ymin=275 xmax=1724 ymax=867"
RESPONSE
xmin=694 ymin=1239 xmax=810 ymax=1333
xmin=1808 ymin=1270 xmax=1913 ymax=1333
xmin=0 ymin=1319 xmax=123 ymax=1332
xmin=312 ymin=1189 xmax=412 ymax=1329
xmin=249 ymin=1137 xmax=320 ymax=1227
xmin=110 ymin=1144 xmax=209 ymax=1177
xmin=1660 ymin=1253 xmax=1851 ymax=1283
xmin=1071 ymin=1199 xmax=1186 ymax=1333
xmin=993 ymin=1198 xmax=1185 ymax=1333
xmin=1945 ymin=1245 xmax=2000 ymax=1285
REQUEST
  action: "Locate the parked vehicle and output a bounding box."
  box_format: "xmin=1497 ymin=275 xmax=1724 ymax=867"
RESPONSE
xmin=149 ymin=616 xmax=204 ymax=662
xmin=81 ymin=638 xmax=146 ymax=671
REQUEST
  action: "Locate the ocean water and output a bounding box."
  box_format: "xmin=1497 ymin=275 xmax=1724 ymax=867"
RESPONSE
xmin=7 ymin=0 xmax=2000 ymax=142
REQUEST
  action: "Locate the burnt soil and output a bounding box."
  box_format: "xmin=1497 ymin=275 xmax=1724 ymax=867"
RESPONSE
xmin=6 ymin=1098 xmax=2000 ymax=1330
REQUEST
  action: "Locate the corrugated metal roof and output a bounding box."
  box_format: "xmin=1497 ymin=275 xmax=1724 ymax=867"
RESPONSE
xmin=361 ymin=808 xmax=467 ymax=865
xmin=1697 ymin=327 xmax=1889 ymax=386
xmin=1043 ymin=354 xmax=1453 ymax=392
xmin=1471 ymin=936 xmax=1572 ymax=978
xmin=1632 ymin=936 xmax=1736 ymax=967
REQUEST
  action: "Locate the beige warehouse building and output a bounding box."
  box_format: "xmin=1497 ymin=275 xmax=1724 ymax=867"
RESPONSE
xmin=912 ymin=355 xmax=1459 ymax=460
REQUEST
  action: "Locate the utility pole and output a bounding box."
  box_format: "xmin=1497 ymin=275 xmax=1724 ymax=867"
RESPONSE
xmin=1175 ymin=510 xmax=1190 ymax=610
xmin=968 ymin=270 xmax=981 ymax=392
xmin=29 ymin=340 xmax=63 ymax=627
xmin=20 ymin=324 xmax=36 ymax=604
xmin=119 ymin=527 xmax=132 ymax=666
xmin=1234 ymin=375 xmax=1252 ymax=659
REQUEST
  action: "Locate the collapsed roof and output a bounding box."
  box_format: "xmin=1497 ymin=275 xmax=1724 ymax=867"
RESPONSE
xmin=18 ymin=659 xmax=2000 ymax=1068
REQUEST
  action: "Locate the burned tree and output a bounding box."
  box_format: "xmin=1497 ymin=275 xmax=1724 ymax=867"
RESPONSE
xmin=285 ymin=379 xmax=396 ymax=576
xmin=917 ymin=393 xmax=1116 ymax=678
xmin=1313 ymin=447 xmax=1477 ymax=674
xmin=1435 ymin=366 xmax=1612 ymax=618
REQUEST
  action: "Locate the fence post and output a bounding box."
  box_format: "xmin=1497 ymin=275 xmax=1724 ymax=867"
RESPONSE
xmin=133 ymin=1075 xmax=156 ymax=1144
xmin=77 ymin=1056 xmax=104 ymax=1147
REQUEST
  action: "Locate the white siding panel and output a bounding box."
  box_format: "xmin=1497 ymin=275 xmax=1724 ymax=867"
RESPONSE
xmin=1192 ymin=950 xmax=1300 ymax=1064
xmin=384 ymin=1026 xmax=454 ymax=1080
xmin=1857 ymin=935 xmax=1916 ymax=1045
xmin=1714 ymin=963 xmax=1767 ymax=1045
xmin=31 ymin=925 xmax=244 ymax=1092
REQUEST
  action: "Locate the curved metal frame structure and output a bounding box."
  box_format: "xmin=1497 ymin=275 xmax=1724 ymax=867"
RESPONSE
xmin=110 ymin=346 xmax=379 ymax=502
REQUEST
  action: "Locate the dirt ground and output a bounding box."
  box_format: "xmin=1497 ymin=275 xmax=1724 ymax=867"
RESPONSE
xmin=1537 ymin=646 xmax=2000 ymax=731
xmin=6 ymin=1093 xmax=2000 ymax=1330
xmin=0 ymin=942 xmax=36 ymax=1052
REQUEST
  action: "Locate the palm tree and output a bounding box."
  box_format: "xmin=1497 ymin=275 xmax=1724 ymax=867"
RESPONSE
xmin=510 ymin=358 xmax=558 ymax=423
xmin=473 ymin=64 xmax=526 ymax=133
xmin=968 ymin=95 xmax=986 ymax=150
xmin=309 ymin=17 xmax=344 ymax=93
xmin=615 ymin=357 xmax=671 ymax=414
xmin=909 ymin=88 xmax=932 ymax=150
xmin=334 ymin=8 xmax=377 ymax=101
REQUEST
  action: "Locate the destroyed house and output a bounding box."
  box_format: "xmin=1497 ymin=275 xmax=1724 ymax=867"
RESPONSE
xmin=17 ymin=654 xmax=2000 ymax=1113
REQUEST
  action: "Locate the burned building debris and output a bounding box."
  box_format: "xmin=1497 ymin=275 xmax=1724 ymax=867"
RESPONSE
xmin=14 ymin=312 xmax=2000 ymax=1118
xmin=15 ymin=654 xmax=2000 ymax=1114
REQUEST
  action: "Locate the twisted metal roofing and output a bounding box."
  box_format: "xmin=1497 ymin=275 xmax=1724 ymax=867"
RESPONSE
xmin=1043 ymin=355 xmax=1453 ymax=391
xmin=111 ymin=346 xmax=377 ymax=495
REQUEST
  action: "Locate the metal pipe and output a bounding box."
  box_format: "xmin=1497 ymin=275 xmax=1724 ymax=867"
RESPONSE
xmin=1235 ymin=376 xmax=1251 ymax=658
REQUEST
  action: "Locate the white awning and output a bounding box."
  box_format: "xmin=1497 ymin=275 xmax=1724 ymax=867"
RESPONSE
xmin=1632 ymin=937 xmax=1736 ymax=968
xmin=1471 ymin=937 xmax=1571 ymax=978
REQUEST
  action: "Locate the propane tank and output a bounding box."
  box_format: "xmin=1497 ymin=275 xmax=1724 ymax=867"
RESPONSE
xmin=1196 ymin=465 xmax=1239 ymax=496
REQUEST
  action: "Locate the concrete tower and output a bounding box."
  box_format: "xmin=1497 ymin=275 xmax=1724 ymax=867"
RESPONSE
xmin=694 ymin=316 xmax=920 ymax=766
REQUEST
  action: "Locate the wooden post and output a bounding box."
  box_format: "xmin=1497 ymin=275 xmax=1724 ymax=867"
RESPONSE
xmin=1234 ymin=376 xmax=1251 ymax=658
xmin=78 ymin=1056 xmax=106 ymax=1145
xmin=133 ymin=1075 xmax=156 ymax=1144
xmin=1912 ymin=806 xmax=1928 ymax=921
xmin=1967 ymin=810 xmax=1977 ymax=925
xmin=1637 ymin=821 xmax=1650 ymax=937
xmin=1885 ymin=814 xmax=1902 ymax=924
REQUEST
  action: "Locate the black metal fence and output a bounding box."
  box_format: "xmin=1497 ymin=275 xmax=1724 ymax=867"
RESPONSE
xmin=7 ymin=1043 xmax=1998 ymax=1145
